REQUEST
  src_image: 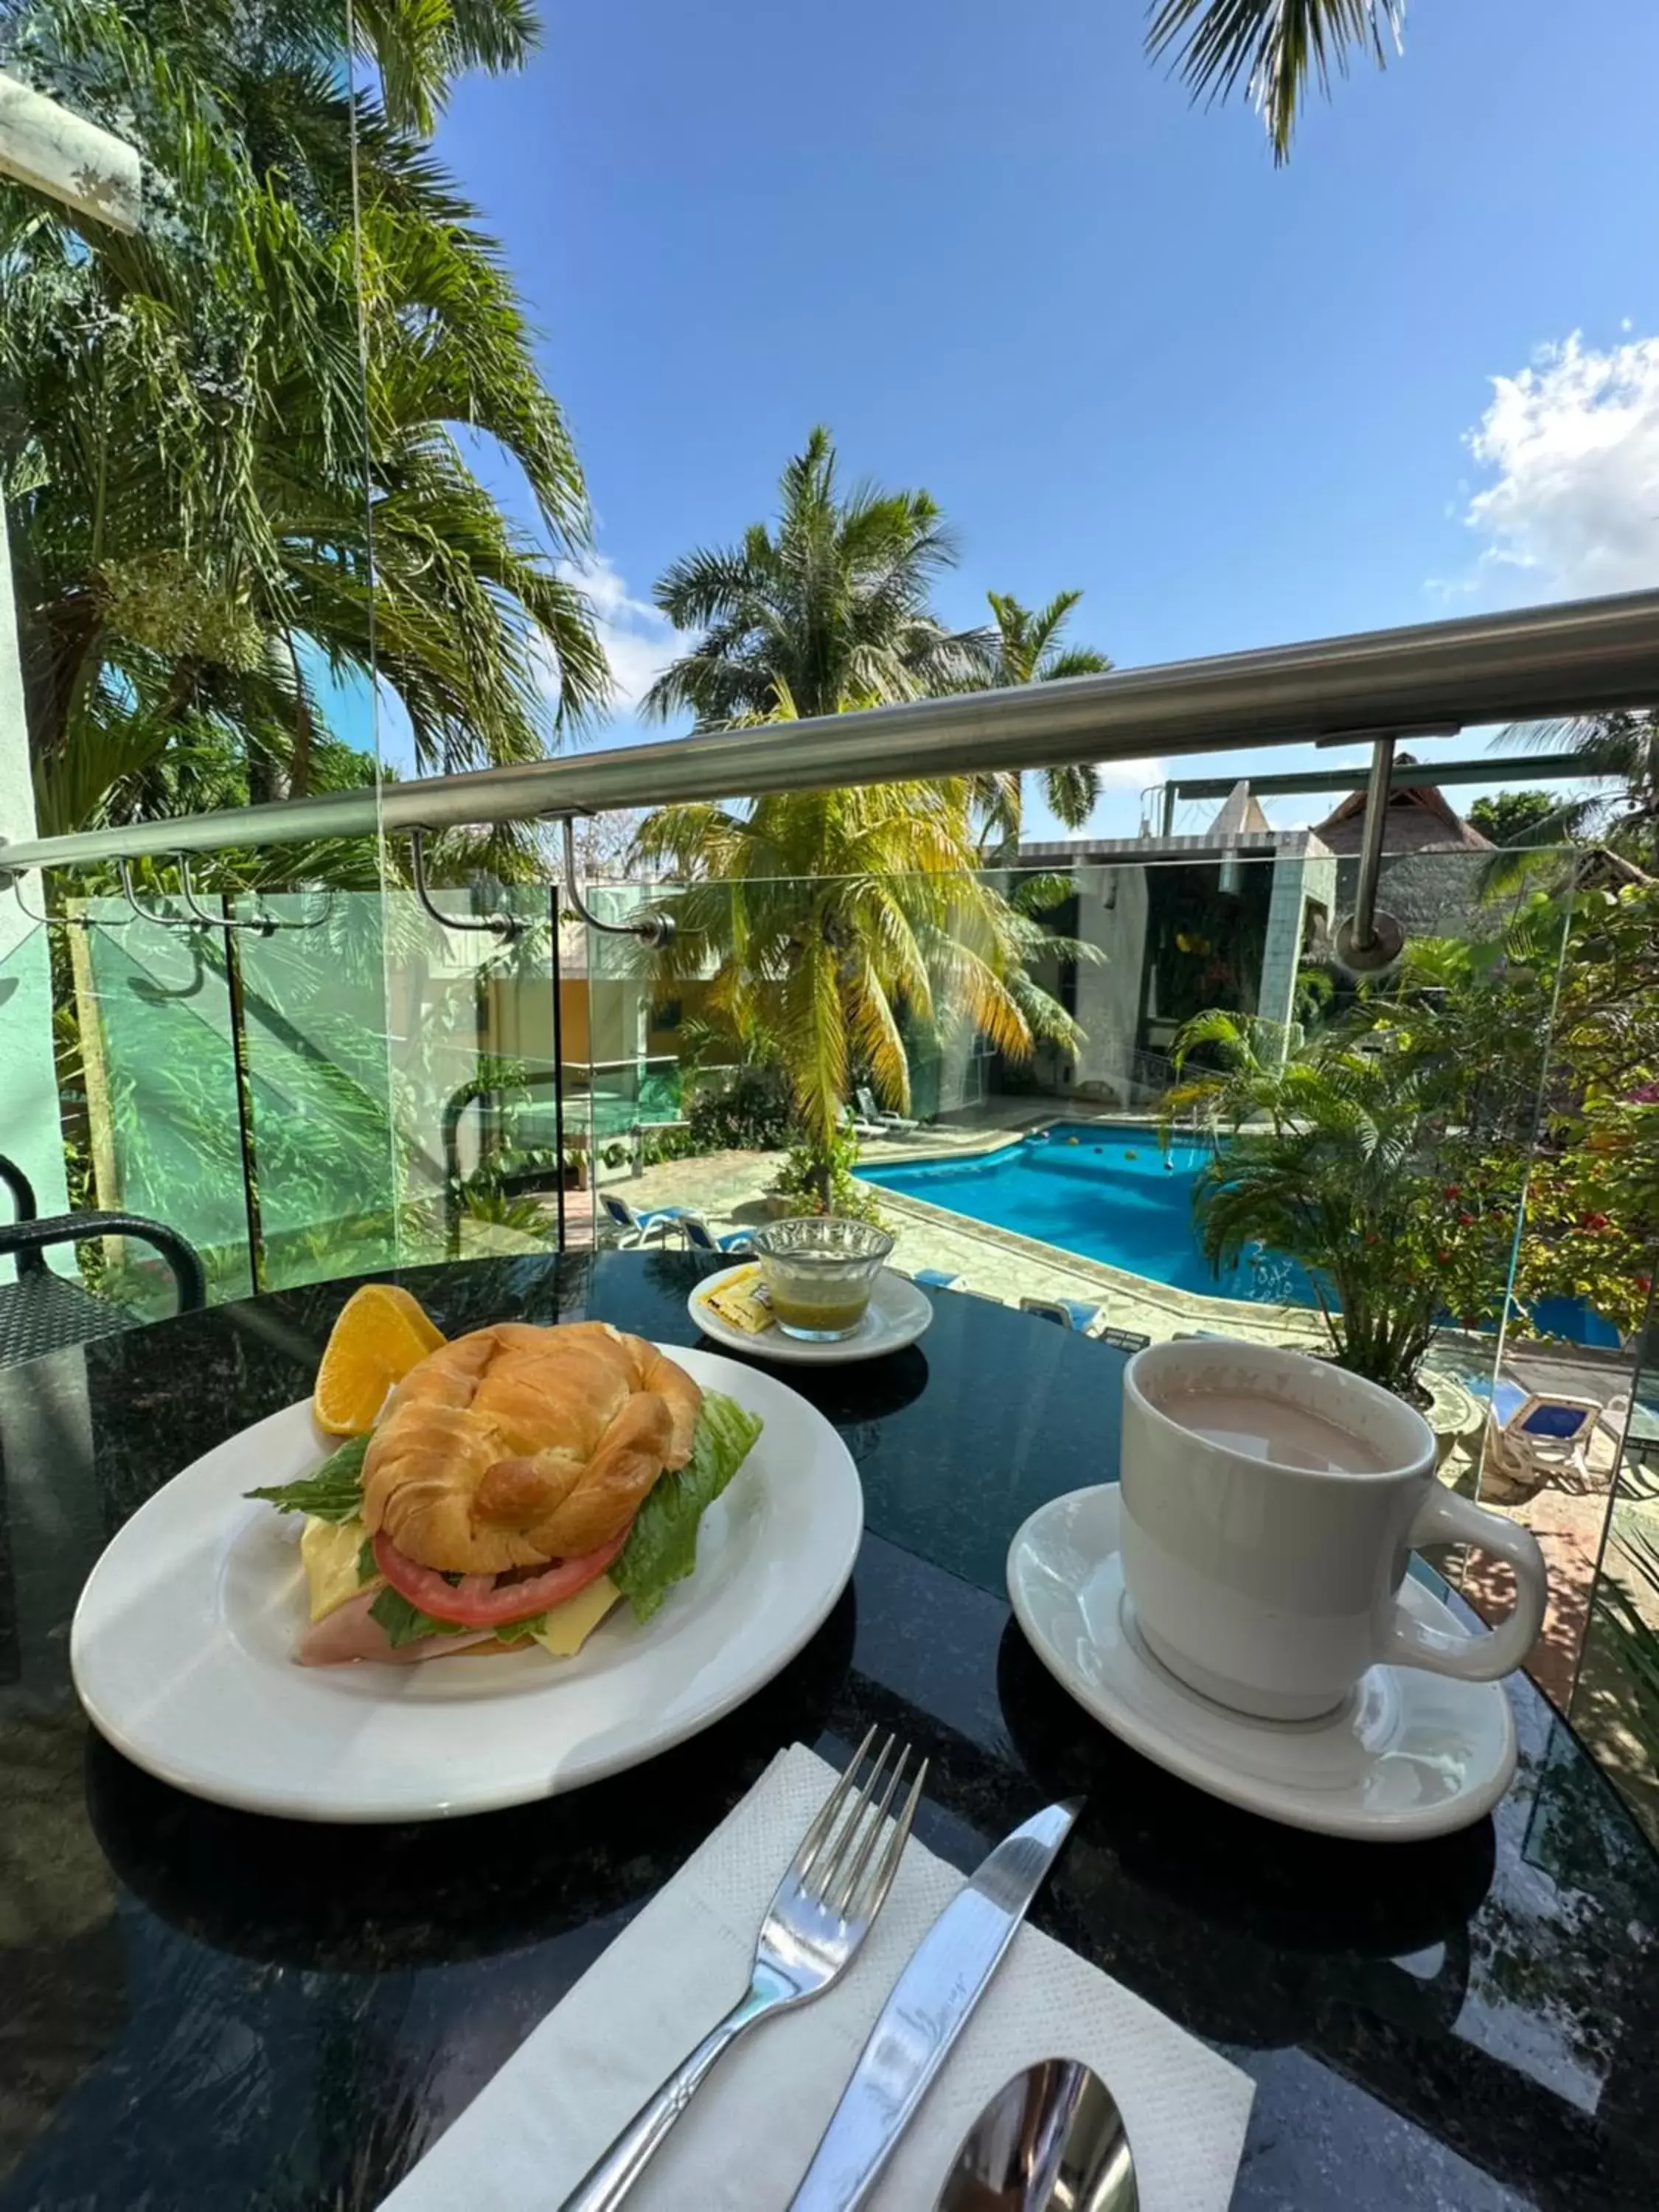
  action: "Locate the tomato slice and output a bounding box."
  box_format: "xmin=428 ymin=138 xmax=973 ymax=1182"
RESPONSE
xmin=371 ymin=1527 xmax=629 ymax=1627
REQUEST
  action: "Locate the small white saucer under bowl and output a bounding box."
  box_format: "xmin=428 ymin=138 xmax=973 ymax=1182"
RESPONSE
xmin=689 ymin=1262 xmax=933 ymax=1366
xmin=1006 ymin=1485 xmax=1516 ymax=1842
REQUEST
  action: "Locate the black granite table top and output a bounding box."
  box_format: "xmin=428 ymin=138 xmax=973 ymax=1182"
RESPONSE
xmin=1 ymin=1250 xmax=1656 ymax=2211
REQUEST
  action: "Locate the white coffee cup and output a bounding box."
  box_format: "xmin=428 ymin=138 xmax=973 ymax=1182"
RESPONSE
xmin=1119 ymin=1339 xmax=1548 ymax=1722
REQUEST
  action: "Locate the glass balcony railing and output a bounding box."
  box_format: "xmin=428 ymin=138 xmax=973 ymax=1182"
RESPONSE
xmin=6 ymin=827 xmax=1658 ymax=1852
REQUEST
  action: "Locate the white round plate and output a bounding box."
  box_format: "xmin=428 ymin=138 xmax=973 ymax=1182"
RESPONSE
xmin=689 ymin=1263 xmax=932 ymax=1366
xmin=1007 ymin=1486 xmax=1516 ymax=1841
xmin=71 ymin=1344 xmax=862 ymax=1823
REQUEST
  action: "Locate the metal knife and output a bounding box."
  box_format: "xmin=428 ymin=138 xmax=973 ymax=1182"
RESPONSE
xmin=787 ymin=1797 xmax=1082 ymax=2212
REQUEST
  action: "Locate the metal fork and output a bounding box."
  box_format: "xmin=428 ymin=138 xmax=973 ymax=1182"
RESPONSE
xmin=560 ymin=1729 xmax=928 ymax=2211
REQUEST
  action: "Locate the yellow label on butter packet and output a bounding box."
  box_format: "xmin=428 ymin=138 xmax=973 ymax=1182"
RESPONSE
xmin=703 ymin=1265 xmax=776 ymax=1334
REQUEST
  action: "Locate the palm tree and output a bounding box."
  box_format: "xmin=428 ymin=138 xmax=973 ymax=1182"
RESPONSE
xmin=970 ymin=589 xmax=1113 ymax=849
xmin=1146 ymin=0 xmax=1405 ymax=164
xmin=637 ymin=434 xmax=1093 ymax=1183
xmin=1162 ymin=1004 xmax=1525 ymax=1393
xmin=1475 ymin=713 xmax=1659 ymax=899
xmin=1 ymin=0 xmax=607 ymax=844
xmin=636 ymin=753 xmax=1085 ymax=1191
xmin=642 ymin=427 xmax=988 ymax=728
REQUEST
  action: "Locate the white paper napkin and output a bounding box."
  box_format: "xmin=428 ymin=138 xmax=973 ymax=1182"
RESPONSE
xmin=380 ymin=1745 xmax=1255 ymax=2211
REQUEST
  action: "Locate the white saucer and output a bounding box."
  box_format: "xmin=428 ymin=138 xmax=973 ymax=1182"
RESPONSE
xmin=689 ymin=1263 xmax=932 ymax=1365
xmin=1006 ymin=1486 xmax=1516 ymax=1841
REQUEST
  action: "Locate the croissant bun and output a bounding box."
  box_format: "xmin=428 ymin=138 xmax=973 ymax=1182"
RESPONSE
xmin=361 ymin=1321 xmax=703 ymax=1573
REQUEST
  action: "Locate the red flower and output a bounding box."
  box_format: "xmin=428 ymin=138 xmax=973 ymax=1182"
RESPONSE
xmin=1436 ymin=1250 xmax=1452 ymax=1265
xmin=1638 ymin=1275 xmax=1653 ymax=1295
xmin=1442 ymin=1184 xmax=1461 ymax=1200
xmin=1458 ymin=1211 xmax=1475 ymax=1226
xmin=1580 ymin=1211 xmax=1612 ymax=1233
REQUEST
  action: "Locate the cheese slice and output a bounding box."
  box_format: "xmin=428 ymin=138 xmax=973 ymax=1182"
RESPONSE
xmin=301 ymin=1514 xmax=378 ymax=1622
xmin=527 ymin=1576 xmax=623 ymax=1656
xmin=299 ymin=1514 xmax=622 ymax=1658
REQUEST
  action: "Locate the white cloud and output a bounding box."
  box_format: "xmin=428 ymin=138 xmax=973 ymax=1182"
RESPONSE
xmin=1455 ymin=332 xmax=1659 ymax=597
xmin=1094 ymin=754 xmax=1164 ymax=790
xmin=557 ymin=554 xmax=691 ymax=715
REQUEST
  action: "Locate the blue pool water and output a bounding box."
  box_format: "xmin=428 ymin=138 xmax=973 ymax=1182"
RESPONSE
xmin=861 ymin=1123 xmax=1616 ymax=1343
xmin=859 ymin=1124 xmax=1307 ymax=1305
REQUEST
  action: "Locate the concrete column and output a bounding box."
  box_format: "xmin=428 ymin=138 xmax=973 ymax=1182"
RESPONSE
xmin=1257 ymin=845 xmax=1310 ymax=1058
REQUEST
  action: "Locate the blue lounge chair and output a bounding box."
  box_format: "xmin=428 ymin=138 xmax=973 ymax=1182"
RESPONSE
xmin=909 ymin=1267 xmax=964 ymax=1290
xmin=1020 ymin=1295 xmax=1105 ymax=1334
xmin=600 ymin=1193 xmax=695 ymax=1247
xmin=681 ymin=1211 xmax=756 ymax=1256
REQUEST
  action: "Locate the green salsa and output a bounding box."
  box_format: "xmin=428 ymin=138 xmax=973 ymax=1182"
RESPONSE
xmin=769 ymin=1288 xmax=871 ymax=1335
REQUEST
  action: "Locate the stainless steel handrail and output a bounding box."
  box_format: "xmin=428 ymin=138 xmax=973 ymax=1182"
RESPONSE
xmin=2 ymin=586 xmax=1656 ymax=877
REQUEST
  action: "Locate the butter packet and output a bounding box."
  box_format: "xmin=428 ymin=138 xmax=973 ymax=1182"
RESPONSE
xmin=702 ymin=1264 xmax=775 ymax=1335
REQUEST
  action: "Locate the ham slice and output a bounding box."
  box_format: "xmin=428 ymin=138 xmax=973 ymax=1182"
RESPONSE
xmin=297 ymin=1589 xmax=498 ymax=1667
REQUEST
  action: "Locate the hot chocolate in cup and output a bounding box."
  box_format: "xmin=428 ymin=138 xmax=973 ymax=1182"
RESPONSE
xmin=1119 ymin=1340 xmax=1548 ymax=1722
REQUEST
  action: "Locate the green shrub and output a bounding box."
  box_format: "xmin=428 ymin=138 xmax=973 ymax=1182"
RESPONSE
xmin=771 ymin=1121 xmax=886 ymax=1226
xmin=687 ymin=1071 xmax=791 ymax=1152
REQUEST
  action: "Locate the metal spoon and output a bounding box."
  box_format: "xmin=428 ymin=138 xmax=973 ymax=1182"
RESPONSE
xmin=933 ymin=2058 xmax=1137 ymax=2211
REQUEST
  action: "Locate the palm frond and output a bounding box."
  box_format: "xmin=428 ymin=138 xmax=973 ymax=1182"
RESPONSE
xmin=1146 ymin=0 xmax=1405 ymax=163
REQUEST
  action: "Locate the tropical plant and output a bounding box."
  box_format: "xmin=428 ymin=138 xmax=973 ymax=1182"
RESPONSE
xmin=771 ymin=1119 xmax=885 ymax=1226
xmin=636 ymin=776 xmax=1086 ymax=1198
xmin=1 ymin=0 xmax=606 ymax=844
xmin=636 ymin=432 xmax=1091 ymax=1196
xmin=641 ymin=426 xmax=988 ymax=729
xmin=1164 ymin=1008 xmax=1522 ymax=1394
xmin=1146 ymin=0 xmax=1405 ymax=163
xmin=969 ymin=589 xmax=1113 ymax=849
xmin=686 ymin=1068 xmax=793 ymax=1153
xmin=1467 ymin=789 xmax=1568 ymax=848
xmin=1475 ymin=716 xmax=1659 ymax=898
xmin=1512 ymin=885 xmax=1659 ymax=1337
xmin=1168 ymin=880 xmax=1659 ymax=1391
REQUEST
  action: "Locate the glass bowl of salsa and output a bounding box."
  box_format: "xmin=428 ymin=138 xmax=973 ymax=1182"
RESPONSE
xmin=749 ymin=1216 xmax=895 ymax=1341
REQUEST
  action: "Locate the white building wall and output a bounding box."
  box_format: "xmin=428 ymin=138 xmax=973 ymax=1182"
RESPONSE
xmin=1257 ymin=840 xmax=1338 ymax=1055
xmin=1068 ymin=864 xmax=1152 ymax=1100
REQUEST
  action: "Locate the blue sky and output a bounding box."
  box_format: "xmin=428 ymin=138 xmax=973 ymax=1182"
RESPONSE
xmin=433 ymin=0 xmax=1659 ymax=839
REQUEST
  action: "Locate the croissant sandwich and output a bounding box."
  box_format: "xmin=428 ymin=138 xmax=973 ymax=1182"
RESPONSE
xmin=248 ymin=1318 xmax=763 ymax=1666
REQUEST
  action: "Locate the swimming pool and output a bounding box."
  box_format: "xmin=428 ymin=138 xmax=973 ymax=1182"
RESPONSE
xmin=860 ymin=1123 xmax=1619 ymax=1345
xmin=858 ymin=1123 xmax=1306 ymax=1305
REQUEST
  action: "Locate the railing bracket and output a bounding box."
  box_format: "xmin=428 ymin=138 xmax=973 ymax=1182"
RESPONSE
xmin=408 ymin=828 xmax=523 ymax=940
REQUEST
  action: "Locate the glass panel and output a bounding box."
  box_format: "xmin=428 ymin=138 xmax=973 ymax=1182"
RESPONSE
xmin=0 ymin=917 xmax=71 ymax=1256
xmin=383 ymin=882 xmax=568 ymax=1271
xmin=74 ymin=897 xmax=252 ymax=1308
xmin=611 ymin=838 xmax=1648 ymax=1716
xmin=1568 ymin=1274 xmax=1659 ymax=1853
xmin=231 ymin=888 xmax=399 ymax=1292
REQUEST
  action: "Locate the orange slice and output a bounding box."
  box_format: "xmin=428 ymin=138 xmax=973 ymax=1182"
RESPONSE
xmin=313 ymin=1284 xmax=444 ymax=1436
xmin=371 ymin=1281 xmax=445 ymax=1354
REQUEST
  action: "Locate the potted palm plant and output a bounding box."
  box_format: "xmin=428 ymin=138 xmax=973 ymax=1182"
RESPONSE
xmin=1163 ymin=1011 xmax=1522 ymax=1406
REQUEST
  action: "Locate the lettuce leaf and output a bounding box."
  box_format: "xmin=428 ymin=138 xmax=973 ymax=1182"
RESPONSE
xmin=611 ymin=1389 xmax=764 ymax=1623
xmin=247 ymin=1433 xmax=369 ymax=1523
xmin=368 ymin=1586 xmax=466 ymax=1648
